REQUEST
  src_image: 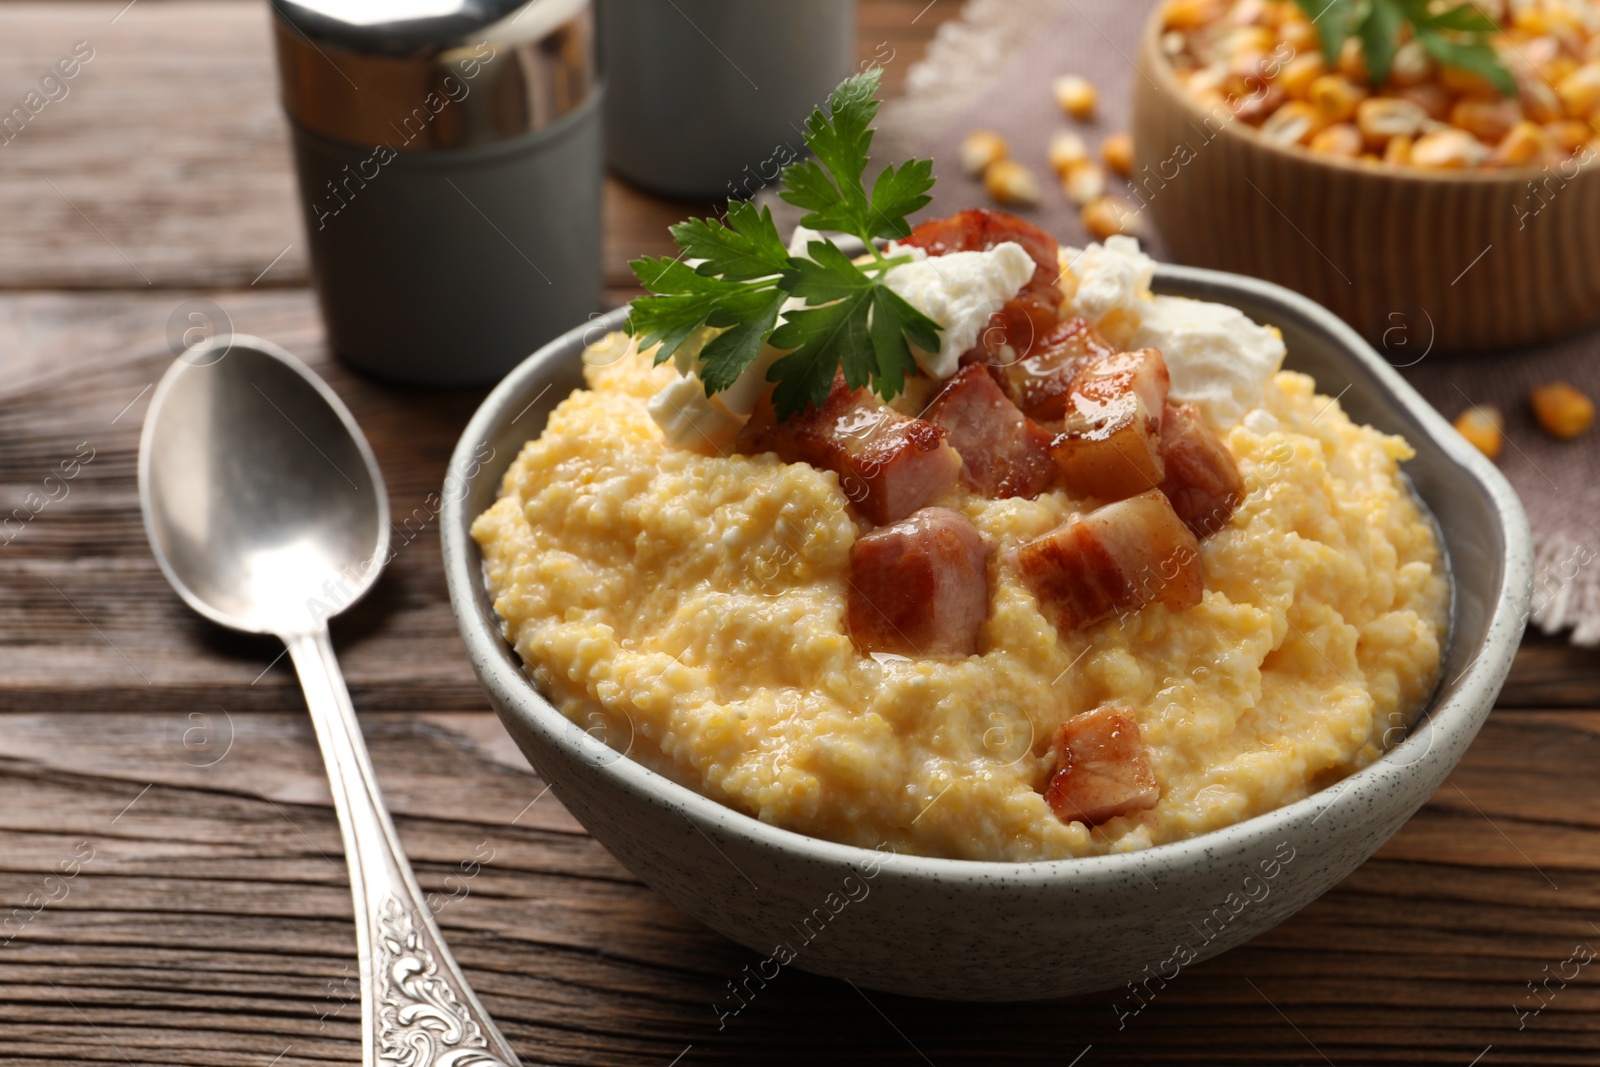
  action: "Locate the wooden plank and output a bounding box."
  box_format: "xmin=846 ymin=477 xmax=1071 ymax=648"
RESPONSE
xmin=1 ymin=710 xmax=1597 ymax=1065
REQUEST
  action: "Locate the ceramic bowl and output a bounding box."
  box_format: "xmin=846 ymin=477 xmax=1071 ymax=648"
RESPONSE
xmin=441 ymin=265 xmax=1531 ymax=1001
xmin=1131 ymin=7 xmax=1600 ymax=351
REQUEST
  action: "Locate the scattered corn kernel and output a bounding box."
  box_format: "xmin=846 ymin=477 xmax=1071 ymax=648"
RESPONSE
xmin=984 ymin=158 xmax=1041 ymax=207
xmin=1531 ymin=382 xmax=1595 ymax=439
xmin=1055 ymin=74 xmax=1098 ymax=120
xmin=1101 ymin=131 xmax=1135 ymax=177
xmin=1064 ymin=162 xmax=1108 ymax=206
xmin=1308 ymin=74 xmax=1368 ymax=123
xmin=1521 ymin=79 xmax=1564 ymax=125
xmin=1082 ymin=195 xmax=1143 ymax=240
xmin=1411 ymin=128 xmax=1491 ymax=169
xmin=1454 ymin=405 xmax=1504 ymax=459
xmin=960 ymin=129 xmax=1008 ymax=177
xmin=1309 ymin=122 xmax=1363 ymax=157
xmin=1047 ymin=130 xmax=1091 ymax=176
xmin=1383 ymin=133 xmax=1414 ymax=165
xmin=1438 ymin=64 xmax=1498 ymax=98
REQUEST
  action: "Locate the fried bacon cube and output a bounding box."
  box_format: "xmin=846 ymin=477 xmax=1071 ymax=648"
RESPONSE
xmin=904 ymin=208 xmax=1063 ymax=359
xmin=1049 ymin=347 xmax=1171 ymax=502
xmin=1043 ymin=707 xmax=1160 ymax=826
xmin=1017 ymin=489 xmax=1202 ymax=634
xmin=992 ymin=318 xmax=1116 ymax=422
xmin=925 ymin=365 xmax=1055 ymax=499
xmin=1157 ymin=403 xmax=1245 ymax=539
xmin=738 ymin=377 xmax=961 ymax=526
xmin=846 ymin=507 xmax=991 ymax=657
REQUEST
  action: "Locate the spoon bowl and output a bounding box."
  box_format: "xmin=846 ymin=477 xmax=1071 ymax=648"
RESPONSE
xmin=138 ymin=336 xmax=388 ymax=636
xmin=138 ymin=334 xmax=521 ymax=1066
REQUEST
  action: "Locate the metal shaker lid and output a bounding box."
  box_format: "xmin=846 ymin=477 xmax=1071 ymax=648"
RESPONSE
xmin=271 ymin=0 xmax=595 ymax=151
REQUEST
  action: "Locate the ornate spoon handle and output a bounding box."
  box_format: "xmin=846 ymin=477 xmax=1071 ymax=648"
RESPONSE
xmin=287 ymin=628 xmax=522 ymax=1067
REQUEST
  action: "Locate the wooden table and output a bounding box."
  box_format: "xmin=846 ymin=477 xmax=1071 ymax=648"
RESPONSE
xmin=3 ymin=3 xmax=1598 ymax=1064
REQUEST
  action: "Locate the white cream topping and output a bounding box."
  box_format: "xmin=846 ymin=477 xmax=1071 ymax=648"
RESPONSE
xmin=1060 ymin=237 xmax=1285 ymax=430
xmin=881 ymin=240 xmax=1036 ymax=380
xmin=646 ymin=373 xmax=743 ymax=454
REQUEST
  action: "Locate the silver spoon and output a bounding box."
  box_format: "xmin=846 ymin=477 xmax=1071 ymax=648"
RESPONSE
xmin=138 ymin=335 xmax=520 ymax=1067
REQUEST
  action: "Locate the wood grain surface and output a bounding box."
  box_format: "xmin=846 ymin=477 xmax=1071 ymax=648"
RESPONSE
xmin=3 ymin=2 xmax=1599 ymax=1065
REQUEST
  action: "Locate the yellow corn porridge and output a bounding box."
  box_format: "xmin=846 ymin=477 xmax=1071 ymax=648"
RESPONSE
xmin=472 ymin=334 xmax=1449 ymax=862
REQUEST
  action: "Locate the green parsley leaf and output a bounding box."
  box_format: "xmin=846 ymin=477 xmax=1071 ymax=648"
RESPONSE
xmin=1294 ymin=0 xmax=1355 ymax=65
xmin=1415 ymin=27 xmax=1517 ymax=96
xmin=1418 ymin=1 xmax=1500 ymax=33
xmin=624 ymin=71 xmax=944 ymax=420
xmin=1359 ymin=0 xmax=1404 ymax=88
xmin=768 ymin=291 xmax=875 ymax=414
xmin=697 ymin=291 xmax=788 ymax=394
xmin=670 ymin=200 xmax=791 ymax=282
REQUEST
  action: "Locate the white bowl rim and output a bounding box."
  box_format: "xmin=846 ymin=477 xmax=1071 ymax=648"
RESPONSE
xmin=442 ymin=261 xmax=1532 ymax=887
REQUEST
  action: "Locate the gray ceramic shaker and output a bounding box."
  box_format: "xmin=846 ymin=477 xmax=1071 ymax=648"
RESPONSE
xmin=272 ymin=0 xmax=603 ymax=386
xmin=598 ymin=0 xmax=857 ymax=201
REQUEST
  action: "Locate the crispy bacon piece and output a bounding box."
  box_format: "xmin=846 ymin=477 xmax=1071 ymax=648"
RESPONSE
xmin=1017 ymin=489 xmax=1202 ymax=634
xmin=847 ymin=507 xmax=991 ymax=657
xmin=1049 ymin=347 xmax=1171 ymax=502
xmin=993 ymin=318 xmax=1117 ymax=422
xmin=1043 ymin=707 xmax=1160 ymax=826
xmin=1157 ymin=404 xmax=1245 ymax=539
xmin=904 ymin=208 xmax=1063 ymax=360
xmin=738 ymin=377 xmax=961 ymax=526
xmin=925 ymin=365 xmax=1056 ymax=499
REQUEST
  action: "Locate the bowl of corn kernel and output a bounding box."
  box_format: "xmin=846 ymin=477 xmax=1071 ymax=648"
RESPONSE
xmin=1131 ymin=0 xmax=1600 ymax=350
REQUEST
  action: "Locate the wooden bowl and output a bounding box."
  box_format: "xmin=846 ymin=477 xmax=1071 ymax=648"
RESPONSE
xmin=1131 ymin=10 xmax=1600 ymax=352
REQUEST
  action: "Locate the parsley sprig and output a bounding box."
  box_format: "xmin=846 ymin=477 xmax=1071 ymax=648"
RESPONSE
xmin=1297 ymin=0 xmax=1516 ymax=96
xmin=625 ymin=69 xmax=942 ymax=419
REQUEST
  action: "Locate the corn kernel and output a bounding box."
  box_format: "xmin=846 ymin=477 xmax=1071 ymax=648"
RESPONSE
xmin=1309 ymin=74 xmax=1368 ymax=123
xmin=1163 ymin=0 xmax=1222 ymax=31
xmin=1047 ymin=130 xmax=1091 ymax=176
xmin=1493 ymin=120 xmax=1551 ymax=166
xmin=1451 ymin=97 xmax=1521 ymax=143
xmin=1278 ymin=53 xmax=1326 ymax=100
xmin=1384 ymin=133 xmax=1414 ymax=165
xmin=1101 ymin=132 xmax=1135 ymax=177
xmin=1389 ymin=40 xmax=1433 ymax=87
xmin=1439 ymin=64 xmax=1498 ymax=98
xmin=1531 ymin=382 xmax=1595 ymax=439
xmin=1310 ymin=122 xmax=1363 ymax=157
xmin=1081 ymin=195 xmax=1143 ymax=240
xmin=1521 ymin=78 xmax=1564 ymax=125
xmin=1558 ymin=64 xmax=1600 ymax=118
xmin=1279 ymin=15 xmax=1317 ymax=52
xmin=1411 ymin=127 xmax=1491 ymax=168
xmin=1337 ymin=36 xmax=1369 ymax=83
xmin=960 ymin=129 xmax=1008 ymax=177
xmin=1356 ymin=97 xmax=1427 ymax=145
xmin=984 ymin=158 xmax=1041 ymax=207
xmin=1064 ymin=162 xmax=1108 ymax=206
xmin=1454 ymin=405 xmax=1504 ymax=459
xmin=1055 ymin=75 xmax=1098 ymax=120
xmin=1396 ymin=82 xmax=1452 ymax=120
xmin=1545 ymin=119 xmax=1594 ymax=152
xmin=1259 ymin=100 xmax=1323 ymax=144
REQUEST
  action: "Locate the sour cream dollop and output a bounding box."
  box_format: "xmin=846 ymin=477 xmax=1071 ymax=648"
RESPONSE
xmin=1061 ymin=236 xmax=1285 ymax=430
xmin=881 ymin=240 xmax=1036 ymax=379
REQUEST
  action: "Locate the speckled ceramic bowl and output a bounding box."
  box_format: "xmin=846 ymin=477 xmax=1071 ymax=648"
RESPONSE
xmin=441 ymin=264 xmax=1531 ymax=1001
